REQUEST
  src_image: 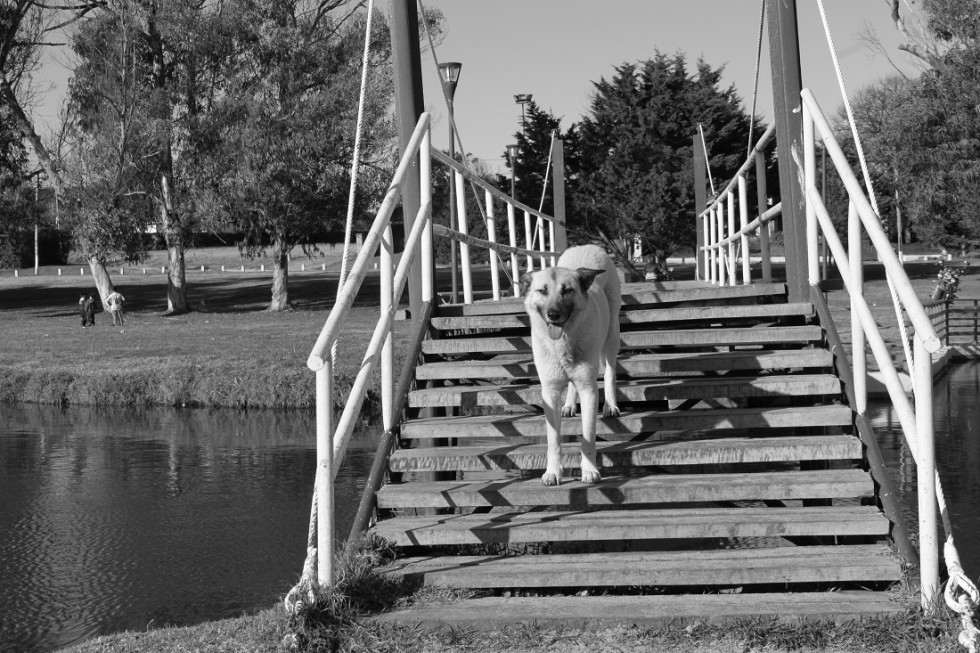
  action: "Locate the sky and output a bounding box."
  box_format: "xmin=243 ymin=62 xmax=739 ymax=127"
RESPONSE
xmin=30 ymin=1 xmax=924 ymax=173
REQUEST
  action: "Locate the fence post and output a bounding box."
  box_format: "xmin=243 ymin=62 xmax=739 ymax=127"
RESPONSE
xmin=455 ymin=170 xmax=473 ymax=304
xmin=315 ymin=365 xmax=334 ymax=586
xmin=914 ymin=337 xmax=939 ymax=611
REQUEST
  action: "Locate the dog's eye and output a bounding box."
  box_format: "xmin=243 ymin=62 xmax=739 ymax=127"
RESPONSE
xmin=561 ymin=285 xmax=573 ymax=295
xmin=536 ymin=286 xmax=548 ymax=296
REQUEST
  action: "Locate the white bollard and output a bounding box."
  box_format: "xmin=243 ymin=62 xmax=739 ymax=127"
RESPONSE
xmin=142 ymin=268 xmax=146 ymax=274
xmin=301 ymin=263 xmax=305 ymax=271
xmin=120 ymin=268 xmax=124 ymax=275
xmin=161 ymin=266 xmax=165 ymax=274
xmin=201 ymin=265 xmax=205 ymax=272
xmin=58 ymin=269 xmax=62 ymax=276
xmin=14 ymin=270 xmax=18 ymax=277
xmin=221 ymin=265 xmax=225 ymax=272
xmin=241 ymin=265 xmax=245 ymax=272
xmin=260 ymin=264 xmax=265 ymax=272
xmin=80 ymin=268 xmax=85 ymax=275
xmin=321 ymin=263 xmax=326 ymax=271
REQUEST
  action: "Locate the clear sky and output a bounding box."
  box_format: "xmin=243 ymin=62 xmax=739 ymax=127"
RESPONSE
xmin=30 ymin=1 xmax=923 ymax=173
xmin=415 ymin=0 xmax=922 ymax=171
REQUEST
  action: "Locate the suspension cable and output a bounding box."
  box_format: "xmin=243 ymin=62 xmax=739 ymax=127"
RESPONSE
xmin=747 ymin=0 xmax=766 ymax=158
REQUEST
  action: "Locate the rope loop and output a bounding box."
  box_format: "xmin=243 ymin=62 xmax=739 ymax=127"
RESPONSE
xmin=283 ymin=546 xmax=320 ymax=615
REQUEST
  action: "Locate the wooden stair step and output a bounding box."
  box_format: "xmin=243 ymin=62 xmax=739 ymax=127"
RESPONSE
xmin=375 ymin=469 xmax=872 ymax=509
xmin=430 ymin=302 xmax=815 ymax=331
xmin=400 ymin=405 xmax=853 ymax=439
xmin=416 ymin=348 xmax=833 ymax=381
xmin=407 ymin=373 xmax=841 ymax=408
xmin=371 ymin=504 xmax=890 ymax=545
xmin=370 ymin=591 xmax=903 ymax=629
xmin=435 ymin=283 xmax=787 ymax=316
xmin=388 ymin=434 xmax=862 ymax=473
xmin=380 ymin=544 xmax=901 ymax=588
xmin=420 ymin=326 xmax=823 ymax=356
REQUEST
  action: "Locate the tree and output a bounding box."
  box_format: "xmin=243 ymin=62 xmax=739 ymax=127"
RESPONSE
xmin=574 ymin=53 xmax=764 ymax=275
xmin=203 ymin=0 xmax=395 ymax=311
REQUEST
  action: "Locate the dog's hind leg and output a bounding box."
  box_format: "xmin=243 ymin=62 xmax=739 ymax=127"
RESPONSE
xmin=541 ymin=381 xmax=565 ymax=486
xmin=601 ymin=325 xmax=621 ymax=418
xmin=561 ymin=380 xmax=578 ymax=417
xmin=577 ymin=380 xmax=602 ymax=484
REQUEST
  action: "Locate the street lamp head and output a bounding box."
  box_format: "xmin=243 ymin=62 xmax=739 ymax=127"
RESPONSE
xmin=513 ymin=93 xmax=532 ymax=105
xmin=439 ymin=61 xmax=462 ymax=93
xmin=506 ymin=144 xmax=519 ymax=162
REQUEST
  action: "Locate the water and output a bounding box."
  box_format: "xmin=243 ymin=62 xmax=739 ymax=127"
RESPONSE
xmin=870 ymin=361 xmax=980 ymax=581
xmin=0 ymin=406 xmax=377 ymax=653
xmin=1 ymin=364 xmax=979 ymax=652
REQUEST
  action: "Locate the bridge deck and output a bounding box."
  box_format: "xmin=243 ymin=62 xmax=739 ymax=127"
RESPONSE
xmin=368 ymin=277 xmax=907 ymax=626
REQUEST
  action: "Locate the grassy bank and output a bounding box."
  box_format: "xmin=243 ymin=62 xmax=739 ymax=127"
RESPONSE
xmin=0 ymin=246 xmax=410 ymax=412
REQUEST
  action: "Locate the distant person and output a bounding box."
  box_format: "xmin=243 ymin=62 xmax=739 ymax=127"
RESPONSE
xmin=106 ymin=290 xmax=125 ymax=326
xmin=78 ymin=295 xmax=96 ymax=328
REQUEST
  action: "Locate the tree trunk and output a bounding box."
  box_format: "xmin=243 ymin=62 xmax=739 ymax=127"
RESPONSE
xmin=0 ymin=73 xmax=63 ymax=197
xmin=88 ymin=256 xmax=115 ymax=307
xmin=161 ymin=175 xmax=189 ymax=315
xmin=269 ymin=237 xmax=291 ymax=311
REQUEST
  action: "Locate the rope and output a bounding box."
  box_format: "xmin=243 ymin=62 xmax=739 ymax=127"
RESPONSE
xmin=698 ymin=123 xmax=716 ymax=196
xmin=817 ymin=3 xmax=978 ymax=646
xmin=286 ymin=0 xmax=376 ymax=613
xmin=747 ymin=0 xmax=766 ymax=159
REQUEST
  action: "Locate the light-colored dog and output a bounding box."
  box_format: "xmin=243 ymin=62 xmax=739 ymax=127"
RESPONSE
xmin=520 ymin=244 xmax=622 ymax=486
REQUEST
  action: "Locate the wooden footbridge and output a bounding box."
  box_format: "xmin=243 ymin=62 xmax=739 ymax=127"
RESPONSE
xmin=287 ymin=0 xmax=980 ymax=639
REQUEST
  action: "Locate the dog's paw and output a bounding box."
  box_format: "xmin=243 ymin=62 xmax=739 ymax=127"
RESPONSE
xmin=561 ymin=405 xmax=577 ymax=417
xmin=580 ymin=469 xmax=602 ymax=484
xmin=603 ymin=404 xmax=621 ymax=418
xmin=541 ymin=471 xmax=561 ymax=486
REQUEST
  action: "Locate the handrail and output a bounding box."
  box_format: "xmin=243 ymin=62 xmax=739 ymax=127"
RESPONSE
xmin=432 ymin=149 xmax=564 ymax=226
xmin=307 ymin=113 xmax=432 ymax=371
xmin=801 ymin=89 xmax=941 ymax=609
xmin=704 ymin=202 xmax=782 ymax=250
xmin=801 ymin=90 xmax=940 ymax=352
xmin=699 ymin=123 xmax=776 ymax=219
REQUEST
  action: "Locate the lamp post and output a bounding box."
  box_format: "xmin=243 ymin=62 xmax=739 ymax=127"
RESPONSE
xmin=506 ymin=144 xmax=519 ymax=200
xmin=439 ymin=61 xmax=462 ymax=302
xmin=514 ymin=93 xmax=532 ymax=140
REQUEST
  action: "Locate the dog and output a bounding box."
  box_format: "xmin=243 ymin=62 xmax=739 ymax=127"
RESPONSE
xmin=520 ymin=244 xmax=622 ymax=486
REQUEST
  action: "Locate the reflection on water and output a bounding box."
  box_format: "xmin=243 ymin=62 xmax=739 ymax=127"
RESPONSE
xmin=0 ymin=405 xmax=377 ymax=653
xmin=870 ymin=361 xmax=980 ymax=582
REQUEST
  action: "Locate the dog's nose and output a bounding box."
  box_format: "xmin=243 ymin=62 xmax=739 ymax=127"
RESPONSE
xmin=546 ymin=309 xmax=560 ymax=322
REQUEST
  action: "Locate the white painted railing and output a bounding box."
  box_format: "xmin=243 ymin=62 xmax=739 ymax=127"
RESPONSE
xmin=801 ymin=89 xmax=943 ymax=608
xmin=698 ymin=123 xmax=778 ymax=285
xmin=305 ymin=113 xmax=434 ymax=586
xmin=432 ymin=149 xmax=564 ymax=302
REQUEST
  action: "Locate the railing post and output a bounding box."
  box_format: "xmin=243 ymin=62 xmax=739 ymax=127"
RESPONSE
xmin=315 ymin=365 xmax=334 ymax=586
xmin=738 ymin=175 xmax=751 ymax=284
xmin=694 ymin=131 xmax=709 ymax=281
xmin=523 ymin=210 xmax=534 ymax=272
xmin=551 ymin=138 xmax=568 ymax=253
xmin=803 ymin=103 xmax=819 ymax=286
xmin=420 ymin=125 xmax=433 ymax=303
xmin=507 ymin=203 xmax=519 ymax=295
xmin=848 ymin=200 xmax=866 ymax=414
xmin=755 ymin=150 xmax=773 ymax=282
xmin=537 ymin=217 xmax=547 ymax=270
xmin=486 ymin=190 xmax=500 ymax=300
xmin=381 ymin=224 xmax=394 ymax=429
xmin=707 ymin=210 xmax=716 ymax=284
xmin=455 ymin=170 xmax=473 ymax=304
xmin=701 ymin=213 xmax=710 ymax=284
xmin=727 ymin=191 xmax=736 ymax=286
xmin=716 ymin=204 xmax=727 ymax=286
xmin=914 ymin=336 xmax=939 ymax=611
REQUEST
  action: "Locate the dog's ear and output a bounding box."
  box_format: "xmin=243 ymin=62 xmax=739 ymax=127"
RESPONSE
xmin=576 ymin=268 xmax=603 ymax=292
xmin=519 ymin=272 xmax=534 ymax=297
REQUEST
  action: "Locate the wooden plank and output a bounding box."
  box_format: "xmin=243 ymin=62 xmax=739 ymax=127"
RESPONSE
xmin=407 ymin=374 xmax=841 ymax=408
xmin=388 ymin=434 xmax=862 ymax=472
xmin=435 ymin=283 xmax=788 ymax=317
xmin=373 ymin=506 xmax=890 ymax=546
xmin=400 ymin=405 xmax=853 ymax=439
xmin=381 ymin=544 xmax=901 ymax=588
xmin=420 ymin=326 xmax=822 ymax=355
xmin=430 ymin=302 xmax=814 ymax=331
xmin=370 ymin=591 xmax=903 ymax=629
xmin=375 ymin=469 xmax=873 ymax=509
xmin=415 ymin=349 xmax=833 ymax=381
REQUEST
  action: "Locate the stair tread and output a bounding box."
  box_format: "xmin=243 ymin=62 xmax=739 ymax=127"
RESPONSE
xmin=421 ymin=326 xmax=823 ymax=355
xmin=430 ymin=302 xmax=815 ymax=330
xmin=400 ymin=405 xmax=853 ymax=439
xmin=407 ymin=373 xmax=841 ymax=408
xmin=416 ymin=348 xmax=833 ymax=380
xmin=388 ymin=434 xmax=862 ymax=472
xmin=380 ymin=544 xmax=902 ymax=588
xmin=372 ymin=504 xmax=890 ymax=544
xmin=370 ymin=591 xmax=903 ymax=629
xmin=375 ymin=468 xmax=872 ymax=508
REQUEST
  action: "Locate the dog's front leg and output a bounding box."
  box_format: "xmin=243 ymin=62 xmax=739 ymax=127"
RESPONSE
xmin=577 ymin=380 xmax=602 ymax=484
xmin=540 ymin=381 xmax=564 ymax=486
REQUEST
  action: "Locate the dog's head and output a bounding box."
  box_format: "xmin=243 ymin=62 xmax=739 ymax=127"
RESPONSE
xmin=521 ymin=266 xmax=603 ymax=340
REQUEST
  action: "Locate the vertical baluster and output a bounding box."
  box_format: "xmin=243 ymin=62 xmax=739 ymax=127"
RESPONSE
xmin=456 ymin=170 xmax=473 ymax=303
xmin=380 ymin=224 xmax=394 ymax=429
xmin=549 ymin=220 xmax=557 ymax=266
xmin=508 ymin=202 xmax=520 ymax=295
xmin=701 ymin=212 xmax=710 ymax=283
xmin=803 ymin=104 xmax=819 ymax=286
xmin=537 ymin=216 xmax=547 ymax=270
xmin=420 ymin=126 xmax=433 ymax=303
xmin=486 ymin=190 xmax=500 ymax=300
xmin=716 ymin=203 xmax=726 ymax=286
xmin=848 ymin=200 xmax=866 ymax=415
xmin=755 ymin=150 xmax=772 ymax=282
xmin=738 ymin=175 xmax=751 ymax=284
xmin=524 ymin=210 xmax=534 ymax=271
xmin=709 ymin=205 xmax=718 ymax=285
xmin=727 ymin=191 xmax=737 ymax=286
xmin=914 ymin=337 xmax=939 ymax=611
xmin=315 ymin=365 xmax=334 ymax=586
